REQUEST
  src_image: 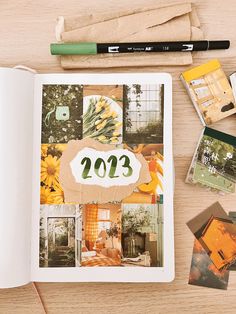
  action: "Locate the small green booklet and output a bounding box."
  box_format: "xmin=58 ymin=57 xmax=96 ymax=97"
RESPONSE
xmin=186 ymin=127 xmax=236 ymax=193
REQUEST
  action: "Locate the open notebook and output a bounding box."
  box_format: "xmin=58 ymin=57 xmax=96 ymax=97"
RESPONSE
xmin=0 ymin=68 xmax=174 ymax=288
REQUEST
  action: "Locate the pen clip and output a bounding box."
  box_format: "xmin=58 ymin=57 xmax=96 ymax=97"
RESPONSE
xmin=182 ymin=44 xmax=194 ymax=51
xmin=108 ymin=46 xmax=119 ymax=53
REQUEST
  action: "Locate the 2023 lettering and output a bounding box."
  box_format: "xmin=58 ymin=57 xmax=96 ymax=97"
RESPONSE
xmin=81 ymin=155 xmax=133 ymax=179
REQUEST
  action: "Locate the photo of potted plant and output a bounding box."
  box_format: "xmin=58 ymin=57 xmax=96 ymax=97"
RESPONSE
xmin=106 ymin=222 xmax=120 ymax=249
xmin=122 ymin=205 xmax=151 ymax=257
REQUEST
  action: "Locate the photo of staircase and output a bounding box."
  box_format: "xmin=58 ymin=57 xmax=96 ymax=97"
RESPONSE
xmin=39 ymin=204 xmax=82 ymax=267
xmin=48 ymin=246 xmax=75 ymax=267
xmin=47 ymin=217 xmax=75 ymax=267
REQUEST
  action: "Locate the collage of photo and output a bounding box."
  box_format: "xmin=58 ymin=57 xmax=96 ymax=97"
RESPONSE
xmin=40 ymin=84 xmax=164 ymax=268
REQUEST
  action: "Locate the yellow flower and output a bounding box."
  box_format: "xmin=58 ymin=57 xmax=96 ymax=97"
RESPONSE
xmin=55 ymin=144 xmax=67 ymax=152
xmin=100 ymin=111 xmax=111 ymax=119
xmin=41 ymin=144 xmax=48 ymax=158
xmin=98 ymin=135 xmax=107 ymax=141
xmin=40 ymin=186 xmax=54 ymax=204
xmin=113 ymin=131 xmax=120 ymax=137
xmin=95 ymin=102 xmax=103 ymax=113
xmin=95 ymin=107 xmax=102 ymax=113
xmin=96 ymin=119 xmax=107 ymax=130
xmin=96 ymin=101 xmax=103 ymax=107
xmin=111 ymin=111 xmax=118 ymax=118
xmin=41 ymin=155 xmax=60 ymax=188
xmin=51 ymin=185 xmax=64 ymax=204
xmin=110 ymin=137 xmax=119 ymax=143
xmin=95 ymin=119 xmax=102 ymax=125
xmin=115 ymin=122 xmax=122 ymax=129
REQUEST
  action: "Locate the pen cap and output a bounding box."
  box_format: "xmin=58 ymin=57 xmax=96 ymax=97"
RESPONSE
xmin=208 ymin=40 xmax=230 ymax=50
xmin=50 ymin=43 xmax=97 ymax=55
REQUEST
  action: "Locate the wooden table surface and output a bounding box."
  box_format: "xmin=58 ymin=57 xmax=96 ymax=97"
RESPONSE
xmin=0 ymin=0 xmax=236 ymax=313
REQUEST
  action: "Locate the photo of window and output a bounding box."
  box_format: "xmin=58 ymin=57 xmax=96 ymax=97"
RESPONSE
xmin=39 ymin=205 xmax=82 ymax=267
xmin=121 ymin=203 xmax=163 ymax=267
xmin=41 ymin=84 xmax=83 ymax=144
xmin=81 ymin=204 xmax=121 ymax=267
xmin=123 ymin=84 xmax=164 ymax=143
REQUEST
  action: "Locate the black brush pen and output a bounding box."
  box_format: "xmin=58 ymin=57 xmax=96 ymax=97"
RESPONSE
xmin=50 ymin=40 xmax=230 ymax=55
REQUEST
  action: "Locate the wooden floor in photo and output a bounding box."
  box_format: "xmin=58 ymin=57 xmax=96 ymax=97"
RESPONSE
xmin=0 ymin=0 xmax=236 ymax=313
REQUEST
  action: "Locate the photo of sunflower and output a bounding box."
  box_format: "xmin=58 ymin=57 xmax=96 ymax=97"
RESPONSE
xmin=41 ymin=155 xmax=60 ymax=188
xmin=51 ymin=185 xmax=64 ymax=204
xmin=40 ymin=144 xmax=66 ymax=205
xmin=40 ymin=186 xmax=54 ymax=204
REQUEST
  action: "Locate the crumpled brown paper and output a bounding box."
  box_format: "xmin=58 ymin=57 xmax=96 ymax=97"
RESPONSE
xmin=59 ymin=138 xmax=151 ymax=204
xmin=55 ymin=0 xmax=204 ymax=69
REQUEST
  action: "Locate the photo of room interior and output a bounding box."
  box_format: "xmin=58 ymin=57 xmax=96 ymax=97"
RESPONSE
xmin=39 ymin=204 xmax=82 ymax=267
xmin=121 ymin=203 xmax=163 ymax=267
xmin=81 ymin=203 xmax=122 ymax=266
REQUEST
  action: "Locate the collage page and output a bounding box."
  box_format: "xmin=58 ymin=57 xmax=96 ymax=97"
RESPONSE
xmin=31 ymin=73 xmax=174 ymax=282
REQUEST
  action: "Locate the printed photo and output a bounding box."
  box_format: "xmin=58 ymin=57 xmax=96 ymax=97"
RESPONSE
xmin=81 ymin=203 xmax=121 ymax=266
xmin=122 ymin=144 xmax=163 ymax=204
xmin=195 ymin=134 xmax=236 ymax=183
xmin=189 ymin=239 xmax=229 ymax=290
xmin=41 ymin=84 xmax=83 ymax=143
xmin=82 ymin=85 xmax=123 ymax=145
xmin=121 ymin=203 xmax=163 ymax=267
xmin=184 ymin=62 xmax=236 ymax=125
xmin=187 ymin=202 xmax=236 ymax=270
xmin=39 ymin=204 xmax=82 ymax=267
xmin=123 ymin=84 xmax=164 ymax=143
xmin=40 ymin=144 xmax=66 ymax=204
xmin=228 ymin=212 xmax=236 ymax=271
xmin=186 ymin=127 xmax=236 ymax=193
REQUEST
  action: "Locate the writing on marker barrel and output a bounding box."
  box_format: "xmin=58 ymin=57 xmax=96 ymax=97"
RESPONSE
xmin=50 ymin=40 xmax=230 ymax=55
